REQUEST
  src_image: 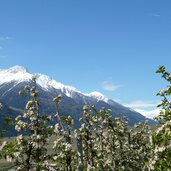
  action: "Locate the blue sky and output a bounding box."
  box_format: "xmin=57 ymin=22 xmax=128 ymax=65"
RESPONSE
xmin=0 ymin=0 xmax=171 ymax=112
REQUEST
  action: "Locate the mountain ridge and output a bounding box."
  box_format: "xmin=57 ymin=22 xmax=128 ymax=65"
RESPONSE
xmin=0 ymin=66 xmax=155 ymax=130
xmin=0 ymin=66 xmax=106 ymax=99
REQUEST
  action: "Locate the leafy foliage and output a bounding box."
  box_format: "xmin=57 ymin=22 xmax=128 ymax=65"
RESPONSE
xmin=149 ymin=66 xmax=171 ymax=170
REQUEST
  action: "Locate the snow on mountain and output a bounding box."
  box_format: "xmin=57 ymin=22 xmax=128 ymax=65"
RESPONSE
xmin=6 ymin=65 xmax=27 ymax=73
xmin=35 ymin=74 xmax=51 ymax=90
xmin=47 ymin=79 xmax=81 ymax=96
xmin=0 ymin=66 xmax=32 ymax=84
xmin=86 ymin=91 xmax=109 ymax=103
xmin=134 ymin=108 xmax=160 ymax=119
xmin=0 ymin=66 xmax=79 ymax=91
xmin=33 ymin=73 xmax=82 ymax=98
xmin=0 ymin=66 xmax=105 ymax=100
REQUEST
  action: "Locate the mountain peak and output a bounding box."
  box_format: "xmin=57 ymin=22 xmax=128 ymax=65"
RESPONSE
xmin=88 ymin=91 xmax=109 ymax=103
xmin=89 ymin=91 xmax=105 ymax=97
xmin=0 ymin=66 xmax=31 ymax=84
xmin=7 ymin=66 xmax=27 ymax=73
xmin=0 ymin=66 xmax=80 ymax=94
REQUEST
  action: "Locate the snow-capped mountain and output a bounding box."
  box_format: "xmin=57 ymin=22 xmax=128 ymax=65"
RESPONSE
xmin=0 ymin=66 xmax=155 ymax=128
xmin=0 ymin=66 xmax=112 ymax=102
xmin=0 ymin=66 xmax=80 ymax=97
xmin=134 ymin=108 xmax=160 ymax=120
xmin=0 ymin=66 xmax=31 ymax=84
